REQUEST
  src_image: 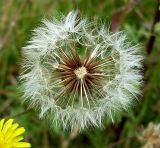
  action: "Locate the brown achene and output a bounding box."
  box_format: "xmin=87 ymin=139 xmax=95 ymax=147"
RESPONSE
xmin=57 ymin=48 xmax=104 ymax=96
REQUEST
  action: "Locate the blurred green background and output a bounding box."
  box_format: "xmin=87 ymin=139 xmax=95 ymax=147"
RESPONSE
xmin=0 ymin=0 xmax=160 ymax=147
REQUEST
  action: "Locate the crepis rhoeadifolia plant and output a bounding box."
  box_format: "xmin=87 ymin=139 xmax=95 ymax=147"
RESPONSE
xmin=20 ymin=11 xmax=143 ymax=131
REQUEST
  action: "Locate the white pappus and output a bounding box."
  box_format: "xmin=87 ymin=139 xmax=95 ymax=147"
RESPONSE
xmin=20 ymin=11 xmax=143 ymax=131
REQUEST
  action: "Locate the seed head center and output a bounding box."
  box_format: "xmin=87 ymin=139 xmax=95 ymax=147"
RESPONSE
xmin=74 ymin=66 xmax=87 ymax=79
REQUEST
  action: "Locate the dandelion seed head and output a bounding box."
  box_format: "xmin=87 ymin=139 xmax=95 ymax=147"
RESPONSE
xmin=20 ymin=11 xmax=143 ymax=131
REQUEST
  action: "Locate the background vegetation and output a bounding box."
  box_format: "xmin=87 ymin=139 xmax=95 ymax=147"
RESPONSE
xmin=0 ymin=0 xmax=160 ymax=147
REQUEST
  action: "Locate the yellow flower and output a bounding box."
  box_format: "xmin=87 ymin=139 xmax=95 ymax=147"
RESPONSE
xmin=0 ymin=118 xmax=31 ymax=148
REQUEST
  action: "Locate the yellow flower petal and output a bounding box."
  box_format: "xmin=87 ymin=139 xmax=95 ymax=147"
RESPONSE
xmin=0 ymin=131 xmax=4 ymax=142
xmin=7 ymin=135 xmax=24 ymax=144
xmin=13 ymin=127 xmax=25 ymax=137
xmin=13 ymin=136 xmax=24 ymax=142
xmin=13 ymin=142 xmax=31 ymax=147
xmin=0 ymin=119 xmax=5 ymax=131
xmin=2 ymin=119 xmax=14 ymax=134
xmin=5 ymin=123 xmax=19 ymax=141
